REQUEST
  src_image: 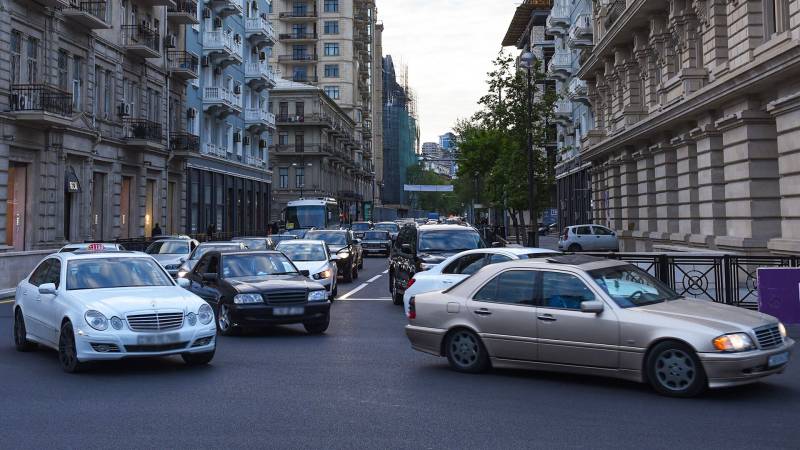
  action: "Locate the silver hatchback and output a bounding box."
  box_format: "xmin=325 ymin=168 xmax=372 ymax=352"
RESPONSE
xmin=558 ymin=224 xmax=619 ymax=252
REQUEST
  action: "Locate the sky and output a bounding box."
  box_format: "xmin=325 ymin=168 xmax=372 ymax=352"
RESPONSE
xmin=377 ymin=0 xmax=519 ymax=144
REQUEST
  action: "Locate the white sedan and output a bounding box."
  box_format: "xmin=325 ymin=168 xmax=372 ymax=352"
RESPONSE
xmin=402 ymin=247 xmax=560 ymax=314
xmin=276 ymin=239 xmax=339 ymax=299
xmin=13 ymin=250 xmax=217 ymax=372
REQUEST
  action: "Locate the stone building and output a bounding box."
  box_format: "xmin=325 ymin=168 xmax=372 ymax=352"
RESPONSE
xmin=578 ymin=0 xmax=800 ymax=255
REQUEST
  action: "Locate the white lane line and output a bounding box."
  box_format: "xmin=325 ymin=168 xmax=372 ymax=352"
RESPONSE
xmin=341 ymin=297 xmax=392 ymax=302
xmin=382 ymin=269 xmax=389 ymax=274
xmin=339 ymin=283 xmax=368 ymax=300
xmin=0 ymin=299 xmax=14 ymax=304
xmin=366 ymin=275 xmax=382 ymax=283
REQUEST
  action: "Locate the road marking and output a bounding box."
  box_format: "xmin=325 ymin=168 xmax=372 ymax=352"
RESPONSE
xmin=341 ymin=297 xmax=392 ymax=302
xmin=339 ymin=283 xmax=368 ymax=300
xmin=366 ymin=275 xmax=382 ymax=283
xmin=382 ymin=269 xmax=389 ymax=274
xmin=0 ymin=299 xmax=14 ymax=304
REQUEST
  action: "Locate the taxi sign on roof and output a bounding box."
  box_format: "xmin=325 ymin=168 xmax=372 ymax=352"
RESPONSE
xmin=87 ymin=243 xmax=105 ymax=251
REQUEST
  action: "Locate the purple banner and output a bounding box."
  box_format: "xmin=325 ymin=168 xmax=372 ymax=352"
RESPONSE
xmin=757 ymin=268 xmax=800 ymax=325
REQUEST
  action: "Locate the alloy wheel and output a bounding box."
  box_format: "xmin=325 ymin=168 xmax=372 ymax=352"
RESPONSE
xmin=13 ymin=310 xmax=25 ymax=347
xmin=58 ymin=324 xmax=79 ymax=372
xmin=450 ymin=331 xmax=479 ymax=368
xmin=654 ymin=349 xmax=696 ymax=391
xmin=218 ymin=304 xmax=231 ymax=332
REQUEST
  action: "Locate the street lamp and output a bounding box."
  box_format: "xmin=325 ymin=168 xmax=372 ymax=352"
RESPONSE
xmin=520 ymin=50 xmax=539 ymax=248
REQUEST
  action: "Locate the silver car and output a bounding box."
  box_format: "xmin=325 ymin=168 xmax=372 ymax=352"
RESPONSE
xmin=145 ymin=239 xmax=199 ymax=277
xmin=558 ymin=224 xmax=619 ymax=252
xmin=405 ymin=255 xmax=793 ymax=397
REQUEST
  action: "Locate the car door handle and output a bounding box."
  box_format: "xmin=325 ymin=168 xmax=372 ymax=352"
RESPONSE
xmin=537 ymin=314 xmax=557 ymax=322
xmin=474 ymin=309 xmax=492 ymax=316
xmin=442 ymin=281 xmax=454 ymax=285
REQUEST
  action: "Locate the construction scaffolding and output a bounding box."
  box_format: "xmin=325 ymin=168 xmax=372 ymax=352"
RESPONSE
xmin=382 ymin=55 xmax=420 ymax=207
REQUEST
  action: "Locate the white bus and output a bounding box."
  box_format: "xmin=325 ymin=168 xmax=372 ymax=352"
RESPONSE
xmin=284 ymin=198 xmax=343 ymax=230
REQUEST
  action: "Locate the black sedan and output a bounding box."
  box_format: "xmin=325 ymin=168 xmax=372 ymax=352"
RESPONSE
xmin=361 ymin=230 xmax=392 ymax=256
xmin=182 ymin=250 xmax=331 ymax=335
xmin=305 ymin=229 xmax=363 ymax=282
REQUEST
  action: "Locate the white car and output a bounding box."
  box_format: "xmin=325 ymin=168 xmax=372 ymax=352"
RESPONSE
xmin=12 ymin=250 xmax=217 ymax=372
xmin=145 ymin=238 xmax=199 ymax=277
xmin=558 ymin=224 xmax=620 ymax=252
xmin=60 ymin=243 xmax=126 ymax=253
xmin=402 ymin=247 xmax=560 ymax=315
xmin=276 ymin=240 xmax=339 ymax=299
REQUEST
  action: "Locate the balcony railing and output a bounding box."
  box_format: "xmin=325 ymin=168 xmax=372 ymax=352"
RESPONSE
xmin=203 ymin=30 xmax=244 ymax=61
xmin=245 ymin=61 xmax=277 ymax=86
xmin=203 ymin=86 xmax=243 ymax=109
xmin=272 ymin=144 xmax=334 ymax=154
xmin=547 ymin=50 xmax=572 ymax=79
xmin=245 ymin=16 xmax=276 ymax=42
xmin=122 ymin=24 xmax=161 ymax=55
xmin=275 ymin=113 xmax=332 ymax=125
xmin=292 ymin=74 xmax=319 ymax=83
xmin=279 ymin=32 xmax=318 ymax=40
xmin=167 ymin=1 xmax=199 ymax=24
xmin=277 ymin=54 xmax=317 ymax=62
xmin=545 ymin=1 xmax=571 ymax=35
xmin=9 ymin=84 xmax=73 ymax=116
xmin=168 ymin=51 xmax=199 ymax=77
xmin=244 ymin=108 xmax=276 ymax=127
xmin=63 ymin=1 xmax=110 ymax=29
xmin=567 ymin=78 xmax=589 ymax=104
xmin=278 ymin=10 xmax=317 ymax=19
xmin=170 ymin=132 xmax=200 ymax=152
xmin=567 ymin=14 xmax=593 ymax=48
xmin=204 ymin=143 xmax=264 ymax=168
xmin=124 ymin=118 xmax=163 ymax=142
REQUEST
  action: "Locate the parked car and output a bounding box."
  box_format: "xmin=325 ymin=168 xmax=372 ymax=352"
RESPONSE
xmin=402 ymin=247 xmax=560 ymax=313
xmin=145 ymin=238 xmax=200 ymax=277
xmin=233 ymin=237 xmax=275 ymax=250
xmin=176 ymin=241 xmax=247 ymax=278
xmin=389 ymin=224 xmax=486 ymax=305
xmin=361 ymin=230 xmax=392 ymax=256
xmin=350 ymin=221 xmax=373 ymax=239
xmin=59 ymin=243 xmax=126 ymax=253
xmin=305 ymin=229 xmax=363 ymax=282
xmin=276 ymin=240 xmax=339 ymax=299
xmin=13 ymin=250 xmax=216 ymax=372
xmin=558 ymin=225 xmax=620 ymax=252
xmin=374 ymin=221 xmax=400 ymax=240
xmin=181 ymin=250 xmax=331 ymax=335
xmin=405 ymin=255 xmax=794 ymax=397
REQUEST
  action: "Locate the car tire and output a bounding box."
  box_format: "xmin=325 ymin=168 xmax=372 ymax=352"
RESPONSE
xmin=445 ymin=329 xmax=490 ymax=374
xmin=567 ymin=244 xmax=582 ymax=253
xmin=13 ymin=308 xmax=36 ymax=352
xmin=58 ymin=321 xmax=86 ymax=373
xmin=391 ymin=277 xmax=403 ymax=305
xmin=342 ymin=264 xmax=354 ymax=283
xmin=646 ymin=341 xmax=707 ymax=398
xmin=215 ymin=303 xmax=241 ymax=337
xmin=331 ymin=283 xmax=338 ymax=300
xmin=304 ymin=314 xmax=330 ymax=335
xmin=182 ymin=350 xmax=215 ymax=366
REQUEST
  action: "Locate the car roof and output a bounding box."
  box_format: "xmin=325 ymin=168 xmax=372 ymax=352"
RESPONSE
xmin=307 ymin=229 xmax=347 ymax=234
xmin=490 ymin=255 xmax=627 ymax=271
xmin=57 ymin=250 xmax=150 ymax=260
xmin=198 ymin=241 xmax=242 ymax=246
xmin=217 ymin=250 xmax=281 ymax=256
xmin=276 ymin=239 xmax=326 ymax=245
xmin=417 ymin=224 xmax=478 ymax=232
xmin=233 ymin=237 xmax=269 ymax=240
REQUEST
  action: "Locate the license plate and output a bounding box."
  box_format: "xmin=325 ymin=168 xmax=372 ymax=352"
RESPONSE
xmin=768 ymin=352 xmax=789 ymax=368
xmin=274 ymin=306 xmax=305 ymax=316
xmin=137 ymin=333 xmax=180 ymax=345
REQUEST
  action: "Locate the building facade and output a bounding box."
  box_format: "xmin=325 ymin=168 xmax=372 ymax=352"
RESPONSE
xmin=381 ymin=55 xmax=418 ymax=208
xmin=578 ymin=0 xmax=800 ymax=255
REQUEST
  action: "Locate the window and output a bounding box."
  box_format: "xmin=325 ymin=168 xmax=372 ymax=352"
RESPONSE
xmin=324 ymin=20 xmax=339 ymax=34
xmin=72 ymin=56 xmax=83 ymax=111
xmin=10 ymin=31 xmax=21 ymax=84
xmin=29 ymin=260 xmax=53 ymax=287
xmin=592 ymin=226 xmax=613 ymax=236
xmin=279 ymin=168 xmax=288 ymax=188
xmin=94 ymin=67 xmax=101 ymax=117
xmin=764 ymin=0 xmax=790 ymax=37
xmin=278 ymin=132 xmax=288 ymax=145
xmin=324 ymin=0 xmax=338 ymax=12
xmin=324 ymin=64 xmax=339 ymax=77
xmin=45 ymin=259 xmax=62 ymax=288
xmin=324 ymin=43 xmax=340 ymax=56
xmin=443 ymin=254 xmax=486 ymax=275
xmin=575 ymin=226 xmax=592 ymax=235
xmin=295 ymin=132 xmax=304 ymax=152
xmin=488 ymin=254 xmax=512 ymax=264
xmin=540 ymin=271 xmax=595 ymax=310
xmin=295 ymin=167 xmax=305 ymax=187
xmin=324 ymin=86 xmax=340 ymax=100
xmin=295 ymin=101 xmax=304 ymax=117
xmin=474 ymin=271 xmax=537 ymax=305
xmin=57 ymin=50 xmax=69 ymax=90
xmin=26 ymin=37 xmax=39 ymax=83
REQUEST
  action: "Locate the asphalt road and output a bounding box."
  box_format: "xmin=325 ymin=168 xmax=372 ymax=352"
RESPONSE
xmin=1 ymin=255 xmax=799 ymax=449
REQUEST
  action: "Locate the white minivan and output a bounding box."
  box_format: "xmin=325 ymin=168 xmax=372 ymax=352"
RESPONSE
xmin=558 ymin=225 xmax=619 ymax=252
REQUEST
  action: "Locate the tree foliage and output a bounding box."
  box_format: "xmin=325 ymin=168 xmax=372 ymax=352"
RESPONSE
xmin=406 ymin=164 xmax=461 ymax=214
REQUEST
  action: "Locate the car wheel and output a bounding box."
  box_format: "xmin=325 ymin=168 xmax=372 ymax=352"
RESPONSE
xmin=445 ymin=329 xmax=490 ymax=374
xmin=358 ymin=256 xmax=364 ymax=270
xmin=58 ymin=321 xmax=86 ymax=373
xmin=331 ymin=282 xmax=338 ymax=300
xmin=567 ymin=244 xmax=582 ymax=253
xmin=216 ymin=303 xmax=241 ymax=337
xmin=391 ymin=277 xmax=403 ymax=305
xmin=182 ymin=350 xmax=215 ymax=366
xmin=13 ymin=308 xmax=36 ymax=352
xmin=646 ymin=341 xmax=707 ymax=398
xmin=304 ymin=314 xmax=330 ymax=335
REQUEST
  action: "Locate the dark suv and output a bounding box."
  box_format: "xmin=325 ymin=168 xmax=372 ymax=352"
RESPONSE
xmin=305 ymin=229 xmax=364 ymax=282
xmin=389 ymin=224 xmax=486 ymax=305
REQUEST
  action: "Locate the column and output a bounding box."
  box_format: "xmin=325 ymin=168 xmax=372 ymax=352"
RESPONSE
xmin=726 ymin=0 xmax=765 ymax=71
xmin=652 ymin=141 xmax=679 ymax=239
xmin=767 ymin=92 xmax=800 ymax=253
xmin=695 ymin=0 xmax=730 ymax=80
xmin=606 ymin=162 xmax=622 ymax=232
xmin=672 ymin=131 xmax=700 ymax=240
xmin=690 ymin=119 xmax=726 ymax=245
xmin=635 ymin=148 xmax=657 ymax=234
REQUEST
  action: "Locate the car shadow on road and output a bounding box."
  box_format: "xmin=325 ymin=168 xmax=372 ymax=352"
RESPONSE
xmin=230 ymin=325 xmax=317 ymax=338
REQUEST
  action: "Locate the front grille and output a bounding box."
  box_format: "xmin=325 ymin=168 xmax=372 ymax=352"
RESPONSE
xmin=754 ymin=325 xmax=783 ymax=349
xmin=124 ymin=342 xmax=189 ymax=353
xmin=90 ymin=343 xmax=120 ymax=353
xmin=126 ymin=312 xmax=185 ymax=331
xmin=192 ymin=336 xmax=215 ymax=347
xmin=262 ymin=290 xmax=306 ymax=305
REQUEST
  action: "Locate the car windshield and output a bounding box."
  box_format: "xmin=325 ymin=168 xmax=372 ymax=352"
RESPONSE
xmin=306 ymin=231 xmax=347 ymax=246
xmin=589 ymin=265 xmax=681 ymax=308
xmin=222 ymin=254 xmax=299 ymax=278
xmin=234 ymin=239 xmax=268 ymax=250
xmin=375 ymin=223 xmax=399 ymax=232
xmin=67 ymin=258 xmax=173 ymax=290
xmin=277 ymin=243 xmax=328 ymax=262
xmin=351 ymin=223 xmax=371 ymax=231
xmin=418 ymin=231 xmax=484 ymax=252
xmin=191 ymin=244 xmax=243 ymax=260
xmin=364 ymin=231 xmax=389 ymax=240
xmin=146 ymin=241 xmax=190 ymax=255
xmin=271 ymin=235 xmax=298 ymax=244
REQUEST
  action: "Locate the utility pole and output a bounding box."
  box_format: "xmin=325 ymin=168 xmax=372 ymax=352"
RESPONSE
xmin=521 ymin=51 xmax=539 ymax=248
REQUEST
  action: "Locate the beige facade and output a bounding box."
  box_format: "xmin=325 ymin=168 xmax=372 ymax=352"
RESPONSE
xmin=579 ymin=0 xmax=800 ymax=255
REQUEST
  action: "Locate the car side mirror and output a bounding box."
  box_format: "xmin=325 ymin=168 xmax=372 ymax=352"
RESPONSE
xmin=176 ymin=278 xmax=190 ymax=288
xmin=202 ymin=273 xmax=218 ymax=282
xmin=401 ymin=243 xmax=412 ymax=253
xmin=38 ymin=283 xmax=57 ymax=296
xmin=300 ymin=270 xmax=311 ymax=277
xmin=581 ymin=300 xmax=605 ymax=314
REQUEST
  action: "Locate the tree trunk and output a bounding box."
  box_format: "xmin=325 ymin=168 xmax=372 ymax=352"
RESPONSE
xmin=517 ymin=210 xmax=527 ymax=246
xmin=509 ymin=208 xmax=520 ymax=244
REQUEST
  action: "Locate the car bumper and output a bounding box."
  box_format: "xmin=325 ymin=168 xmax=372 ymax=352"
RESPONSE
xmin=228 ymin=302 xmax=331 ymax=327
xmin=699 ymin=338 xmax=795 ymax=388
xmin=74 ymin=325 xmax=217 ymax=361
xmin=363 ymin=245 xmax=390 ymax=254
xmin=405 ymin=324 xmax=446 ymax=356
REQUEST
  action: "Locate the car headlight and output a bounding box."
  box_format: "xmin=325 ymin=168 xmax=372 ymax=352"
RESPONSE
xmin=308 ymin=290 xmax=328 ymax=302
xmin=779 ymin=322 xmax=787 ymax=338
xmin=337 ymin=251 xmax=350 ymax=259
xmin=198 ymin=304 xmax=213 ymax=325
xmin=84 ymin=310 xmax=109 ymax=331
xmin=109 ymin=316 xmax=124 ymax=330
xmin=713 ymin=333 xmax=756 ymax=352
xmin=177 ymin=269 xmax=189 ymax=278
xmin=234 ymin=293 xmax=264 ymax=304
xmin=165 ymin=264 xmax=181 ymax=270
xmin=186 ymin=312 xmax=197 ymax=326
xmin=313 ymin=269 xmax=332 ymax=280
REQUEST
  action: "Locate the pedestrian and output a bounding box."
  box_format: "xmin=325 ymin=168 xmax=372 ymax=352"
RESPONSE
xmin=271 ymin=222 xmax=279 ymax=235
xmin=206 ymin=223 xmax=216 ymax=242
xmin=152 ymin=223 xmax=162 ymax=237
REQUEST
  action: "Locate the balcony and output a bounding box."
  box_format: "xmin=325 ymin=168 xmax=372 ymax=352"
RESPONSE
xmin=8 ymin=84 xmax=73 ymax=126
xmin=553 ymin=99 xmax=573 ymax=126
xmin=278 ymin=10 xmax=317 ymax=21
xmin=567 ymin=14 xmax=593 ymax=49
xmin=292 ymin=74 xmax=318 ymax=83
xmin=170 ymin=132 xmax=200 ymax=153
xmin=203 ymin=30 xmax=244 ymax=66
xmin=39 ymin=0 xmax=69 ymax=7
xmin=545 ymin=1 xmax=571 ymax=36
xmin=168 ymin=1 xmax=199 ymax=25
xmin=203 ymin=143 xmax=265 ymax=169
xmin=567 ymin=78 xmax=589 ymax=105
xmin=272 ymin=144 xmax=334 ymax=155
xmin=202 ymin=86 xmax=243 ymax=115
xmin=244 ymin=108 xmax=276 ymax=133
xmin=275 ymin=113 xmax=333 ymax=127
xmin=547 ymin=50 xmax=572 ymax=81
xmin=123 ymin=118 xmax=165 ymax=151
xmin=277 ymin=54 xmax=317 ymax=63
xmin=245 ymin=15 xmax=276 ymax=46
xmin=279 ymin=31 xmax=318 ymax=42
xmin=62 ymin=2 xmax=111 ymax=29
xmin=206 ymin=0 xmax=243 ymax=18
xmin=168 ymin=51 xmax=199 ymax=81
xmin=244 ymin=61 xmax=277 ymax=90
xmin=137 ymin=0 xmax=176 ymax=6
xmin=122 ymin=24 xmax=161 ymax=59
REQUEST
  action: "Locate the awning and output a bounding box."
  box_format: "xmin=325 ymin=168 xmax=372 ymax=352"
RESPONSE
xmin=65 ymin=166 xmax=81 ymax=193
xmin=502 ymin=0 xmax=552 ymax=47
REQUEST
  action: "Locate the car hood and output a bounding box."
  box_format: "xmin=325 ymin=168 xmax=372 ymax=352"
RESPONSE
xmin=226 ymin=275 xmax=319 ymax=293
xmin=152 ymin=254 xmax=187 ymax=265
xmin=73 ymin=286 xmax=204 ymax=316
xmin=291 ymin=261 xmax=331 ymax=275
xmin=328 ymin=245 xmax=348 ymax=253
xmin=635 ymin=298 xmax=777 ymax=333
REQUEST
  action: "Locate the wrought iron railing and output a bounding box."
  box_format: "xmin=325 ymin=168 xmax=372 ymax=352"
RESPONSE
xmin=67 ymin=1 xmax=108 ymax=21
xmin=122 ymin=24 xmax=160 ymax=53
xmin=168 ymin=51 xmax=199 ymax=73
xmin=124 ymin=118 xmax=163 ymax=141
xmin=168 ymin=0 xmax=197 ymax=16
xmin=170 ymin=132 xmax=199 ymax=152
xmin=279 ymin=32 xmax=318 ymax=40
xmin=9 ymin=84 xmax=73 ymax=116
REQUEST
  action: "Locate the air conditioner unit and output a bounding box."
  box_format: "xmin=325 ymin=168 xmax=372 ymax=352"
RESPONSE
xmin=187 ymin=107 xmax=197 ymax=119
xmin=233 ymin=132 xmax=241 ymax=143
xmin=213 ymin=17 xmax=222 ymax=28
xmin=243 ymin=136 xmax=251 ymax=146
xmin=203 ymin=8 xmax=211 ymax=19
xmin=118 ymin=102 xmax=131 ymax=117
xmin=233 ymin=85 xmax=241 ymax=95
xmin=164 ymin=34 xmax=177 ymax=49
xmin=201 ymin=56 xmax=210 ymax=67
xmin=234 ymin=34 xmax=241 ymax=44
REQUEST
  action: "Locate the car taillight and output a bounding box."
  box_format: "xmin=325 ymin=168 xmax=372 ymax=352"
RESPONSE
xmin=406 ymin=277 xmax=416 ymax=289
xmin=408 ymin=297 xmax=416 ymax=320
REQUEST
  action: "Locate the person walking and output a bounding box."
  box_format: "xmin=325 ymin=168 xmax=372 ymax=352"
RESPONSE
xmin=152 ymin=223 xmax=162 ymax=237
